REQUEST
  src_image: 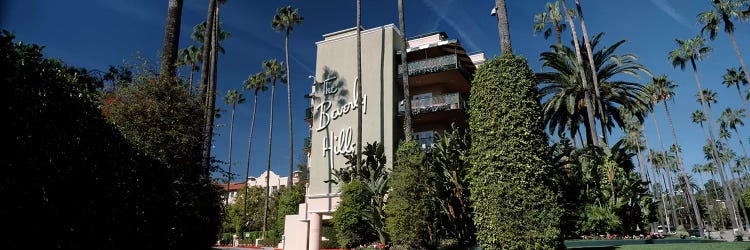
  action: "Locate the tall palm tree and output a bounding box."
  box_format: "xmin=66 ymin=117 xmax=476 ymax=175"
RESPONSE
xmin=722 ymin=67 xmax=749 ymax=110
xmin=204 ymin=0 xmax=229 ymax=170
xmin=698 ymin=0 xmax=750 ymax=86
xmin=160 ymin=0 xmax=184 ymax=83
xmin=242 ymin=72 xmax=268 ymax=224
xmin=399 ymin=0 xmax=413 ymax=141
xmin=494 ymin=0 xmax=512 ymax=54
xmin=669 ymin=35 xmax=740 ymax=231
xmin=533 ymin=1 xmax=566 ymax=45
xmin=272 ymin=6 xmax=304 ymax=190
xmin=559 ymin=0 xmax=598 ymax=146
xmin=651 ymin=149 xmax=679 ymax=229
xmin=356 ymin=0 xmax=363 ymax=171
xmin=574 ymin=0 xmax=608 ymax=145
xmin=177 ymin=45 xmax=201 ymax=93
xmin=646 ymin=75 xmax=704 ymax=235
xmin=224 ymin=89 xmax=246 ymax=207
xmin=691 ymin=110 xmax=712 ymax=161
xmin=537 ymin=33 xmax=650 ymax=146
xmin=261 ymin=59 xmax=285 ymax=239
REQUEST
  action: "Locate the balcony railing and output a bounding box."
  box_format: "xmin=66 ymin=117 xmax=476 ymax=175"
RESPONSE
xmin=398 ymin=93 xmax=467 ymax=115
xmin=304 ymin=107 xmax=313 ymax=121
xmin=398 ymin=54 xmax=461 ymax=77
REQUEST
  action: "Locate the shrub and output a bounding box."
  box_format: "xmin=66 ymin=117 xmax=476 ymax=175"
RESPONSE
xmin=467 ymin=54 xmax=563 ymax=249
xmin=333 ymin=180 xmax=374 ymax=248
xmin=675 ymin=225 xmax=689 ymax=239
xmin=385 ymin=140 xmax=432 ymax=248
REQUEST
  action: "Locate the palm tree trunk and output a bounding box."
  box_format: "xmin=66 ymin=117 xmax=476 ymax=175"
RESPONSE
xmin=160 ymin=0 xmax=184 ymax=83
xmin=200 ymin=0 xmax=216 ymax=171
xmin=554 ymin=21 xmax=562 ymax=45
xmin=188 ymin=62 xmax=195 ymax=94
xmin=664 ymin=102 xmax=704 ymax=236
xmin=399 ymin=0 xmax=413 ymax=140
xmin=575 ymin=0 xmax=608 ymax=146
xmin=665 ymin=168 xmax=679 ymax=229
xmin=659 ymin=169 xmax=673 ymax=232
xmin=710 ymin=172 xmax=726 ymax=230
xmin=356 ymin=0 xmax=363 ymax=171
xmin=226 ymin=102 xmax=236 ymax=208
xmin=203 ymin=5 xmax=220 ymax=172
xmin=285 ymin=30 xmax=294 ymax=190
xmin=263 ymin=80 xmax=276 ymax=240
xmin=734 ymin=128 xmax=749 ymax=166
xmin=561 ymin=0 xmax=598 ymax=147
xmin=494 ymin=0 xmax=512 ymax=54
xmin=199 ymin=0 xmax=216 ymax=100
xmin=692 ymin=58 xmax=741 ymax=231
xmin=728 ymin=32 xmax=750 ymax=90
xmin=243 ymin=91 xmax=259 ymax=225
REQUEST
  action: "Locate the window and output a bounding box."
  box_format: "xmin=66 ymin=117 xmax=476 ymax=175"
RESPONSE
xmin=414 ymin=130 xmax=435 ymax=149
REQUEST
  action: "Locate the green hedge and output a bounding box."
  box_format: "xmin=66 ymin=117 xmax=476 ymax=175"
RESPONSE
xmin=385 ymin=140 xmax=431 ymax=248
xmin=467 ymin=54 xmax=563 ymax=250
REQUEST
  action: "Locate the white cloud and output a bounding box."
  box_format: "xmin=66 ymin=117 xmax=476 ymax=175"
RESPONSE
xmin=649 ymin=0 xmax=693 ymax=29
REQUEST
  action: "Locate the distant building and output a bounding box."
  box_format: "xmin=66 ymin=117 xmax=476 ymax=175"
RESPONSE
xmin=216 ymin=170 xmax=301 ymax=204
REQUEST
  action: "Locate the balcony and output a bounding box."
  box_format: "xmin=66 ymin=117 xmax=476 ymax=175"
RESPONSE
xmin=304 ymin=107 xmax=313 ymax=123
xmin=398 ymin=54 xmax=461 ymax=77
xmin=398 ymin=93 xmax=467 ymax=115
xmin=303 ymin=137 xmax=311 ymax=152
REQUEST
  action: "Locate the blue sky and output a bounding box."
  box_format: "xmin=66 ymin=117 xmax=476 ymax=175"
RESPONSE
xmin=3 ymin=0 xmax=748 ymax=184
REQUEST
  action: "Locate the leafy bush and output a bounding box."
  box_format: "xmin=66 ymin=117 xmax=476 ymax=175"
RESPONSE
xmin=2 ymin=30 xmax=221 ymax=249
xmin=334 ymin=180 xmax=375 ymax=248
xmin=675 ymin=225 xmax=689 ymax=239
xmin=385 ymin=140 xmax=432 ymax=248
xmin=467 ymin=54 xmax=562 ymax=249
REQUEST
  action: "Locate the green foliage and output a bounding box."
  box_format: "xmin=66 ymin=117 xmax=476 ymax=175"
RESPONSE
xmin=224 ymin=186 xmax=268 ymax=233
xmin=1 ymin=30 xmax=221 ymax=249
xmin=578 ymin=205 xmax=622 ymax=235
xmin=468 ymin=54 xmax=562 ymax=250
xmin=426 ymin=126 xmax=475 ymax=245
xmin=385 ymin=140 xmax=432 ymax=248
xmin=675 ymin=225 xmax=689 ymax=239
xmin=334 ymin=180 xmax=375 ymax=248
xmin=274 ymin=182 xmax=306 ymax=238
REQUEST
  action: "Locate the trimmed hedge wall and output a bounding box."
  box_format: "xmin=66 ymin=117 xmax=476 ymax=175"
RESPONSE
xmin=468 ymin=54 xmax=563 ymax=250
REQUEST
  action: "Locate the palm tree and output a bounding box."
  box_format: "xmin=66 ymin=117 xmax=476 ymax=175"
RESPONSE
xmin=651 ymin=149 xmax=679 ymax=229
xmin=559 ymin=0 xmax=598 ymax=146
xmin=261 ymin=59 xmax=285 ymax=239
xmin=698 ymin=89 xmax=719 ymax=109
xmin=494 ymin=0 xmax=512 ymax=54
xmin=356 ymin=0 xmax=363 ymax=172
xmin=224 ymin=89 xmax=246 ymax=207
xmin=177 ymin=45 xmax=201 ymax=93
xmin=698 ymin=0 xmax=750 ymax=86
xmin=533 ymin=1 xmax=566 ymax=45
xmin=272 ymin=6 xmax=304 ymax=190
xmin=691 ymin=110 xmax=712 ymax=159
xmin=646 ymin=75 xmax=704 ymax=235
xmin=399 ymin=0 xmax=413 ymax=141
xmin=669 ymin=35 xmax=740 ymax=231
xmin=574 ymin=0 xmax=608 ymax=145
xmin=537 ymin=33 xmax=650 ymax=146
xmin=722 ymin=67 xmax=749 ymax=110
xmin=720 ymin=108 xmax=749 ymax=166
xmin=203 ymin=0 xmax=229 ymax=170
xmin=242 ymin=72 xmax=268 ymax=225
xmin=160 ymin=0 xmax=184 ymax=83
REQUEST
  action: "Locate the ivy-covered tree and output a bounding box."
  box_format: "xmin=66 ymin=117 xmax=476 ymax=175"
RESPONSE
xmin=468 ymin=54 xmax=562 ymax=249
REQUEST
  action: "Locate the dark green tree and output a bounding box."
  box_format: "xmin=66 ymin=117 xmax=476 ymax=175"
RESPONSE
xmin=385 ymin=141 xmax=431 ymax=248
xmin=468 ymin=54 xmax=562 ymax=249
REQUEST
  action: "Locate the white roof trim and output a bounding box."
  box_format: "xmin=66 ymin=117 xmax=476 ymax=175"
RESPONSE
xmin=405 ymin=39 xmax=459 ymax=53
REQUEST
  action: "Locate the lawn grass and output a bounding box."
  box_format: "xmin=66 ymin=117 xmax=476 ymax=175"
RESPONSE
xmin=568 ymin=242 xmax=750 ymax=250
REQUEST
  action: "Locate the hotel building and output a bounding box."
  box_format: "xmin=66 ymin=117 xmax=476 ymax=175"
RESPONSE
xmin=281 ymin=24 xmax=484 ymax=250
